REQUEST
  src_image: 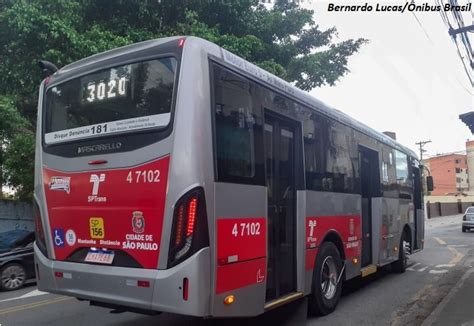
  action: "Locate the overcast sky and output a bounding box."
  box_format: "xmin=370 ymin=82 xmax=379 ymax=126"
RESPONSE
xmin=302 ymin=0 xmax=473 ymax=158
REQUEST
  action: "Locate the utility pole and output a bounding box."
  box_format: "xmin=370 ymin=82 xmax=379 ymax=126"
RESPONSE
xmin=415 ymin=140 xmax=432 ymax=161
xmin=449 ymin=24 xmax=474 ymax=36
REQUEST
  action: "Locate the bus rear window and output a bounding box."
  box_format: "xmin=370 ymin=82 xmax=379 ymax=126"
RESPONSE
xmin=44 ymin=57 xmax=177 ymax=145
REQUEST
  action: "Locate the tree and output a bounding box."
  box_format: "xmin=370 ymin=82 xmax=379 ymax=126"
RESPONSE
xmin=0 ymin=0 xmax=367 ymax=199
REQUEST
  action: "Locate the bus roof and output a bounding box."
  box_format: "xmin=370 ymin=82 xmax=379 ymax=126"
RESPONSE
xmin=51 ymin=35 xmax=418 ymax=159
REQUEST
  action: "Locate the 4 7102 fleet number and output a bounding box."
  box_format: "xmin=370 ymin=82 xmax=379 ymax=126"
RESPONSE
xmin=231 ymin=222 xmax=261 ymax=237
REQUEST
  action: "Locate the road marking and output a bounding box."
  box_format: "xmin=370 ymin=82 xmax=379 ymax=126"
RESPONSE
xmin=406 ymin=263 xmax=421 ymax=271
xmin=418 ymin=265 xmax=429 ymax=272
xmin=435 ymin=264 xmax=455 ymax=268
xmin=432 ymin=236 xmax=465 ymax=266
xmin=429 ymin=269 xmax=448 ymax=274
xmin=0 ymin=289 xmax=48 ymax=303
xmin=0 ymin=296 xmax=72 ymax=316
xmin=447 ymin=246 xmax=464 ymax=265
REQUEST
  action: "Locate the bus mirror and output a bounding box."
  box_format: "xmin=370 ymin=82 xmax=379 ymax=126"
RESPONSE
xmin=38 ymin=60 xmax=58 ymax=77
xmin=426 ymin=176 xmax=434 ymax=191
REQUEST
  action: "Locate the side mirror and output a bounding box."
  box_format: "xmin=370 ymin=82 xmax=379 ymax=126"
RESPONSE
xmin=37 ymin=60 xmax=58 ymax=78
xmin=426 ymin=176 xmax=434 ymax=191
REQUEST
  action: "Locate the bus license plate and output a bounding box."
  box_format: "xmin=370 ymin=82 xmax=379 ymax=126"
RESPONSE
xmin=85 ymin=250 xmax=115 ymax=264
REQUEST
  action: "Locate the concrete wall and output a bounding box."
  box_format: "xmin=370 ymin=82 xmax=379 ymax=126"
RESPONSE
xmin=0 ymin=200 xmax=34 ymax=232
xmin=425 ymin=195 xmax=474 ymax=218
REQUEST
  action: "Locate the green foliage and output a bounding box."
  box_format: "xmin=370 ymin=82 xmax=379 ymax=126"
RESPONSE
xmin=0 ymin=0 xmax=367 ymax=199
xmin=0 ymin=96 xmax=34 ymax=199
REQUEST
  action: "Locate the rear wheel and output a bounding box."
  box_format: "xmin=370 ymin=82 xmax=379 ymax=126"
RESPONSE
xmin=308 ymin=242 xmax=343 ymax=316
xmin=0 ymin=263 xmax=26 ymax=291
xmin=392 ymin=233 xmax=409 ymax=273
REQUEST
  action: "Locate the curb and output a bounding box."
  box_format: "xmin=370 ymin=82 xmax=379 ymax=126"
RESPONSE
xmin=421 ymin=265 xmax=474 ymax=326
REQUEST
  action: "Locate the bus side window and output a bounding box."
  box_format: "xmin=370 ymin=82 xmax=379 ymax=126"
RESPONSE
xmin=212 ymin=64 xmax=264 ymax=185
xmin=395 ymin=150 xmax=413 ymax=199
xmin=381 ymin=149 xmax=398 ymax=198
xmin=303 ymin=113 xmax=359 ymax=194
xmin=303 ymin=113 xmax=326 ymax=191
xmin=395 ymin=150 xmax=408 ymax=184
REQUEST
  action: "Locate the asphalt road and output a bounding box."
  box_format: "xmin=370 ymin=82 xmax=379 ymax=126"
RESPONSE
xmin=0 ymin=214 xmax=471 ymax=326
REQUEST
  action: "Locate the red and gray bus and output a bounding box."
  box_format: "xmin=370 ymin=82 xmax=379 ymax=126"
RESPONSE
xmin=34 ymin=36 xmax=425 ymax=317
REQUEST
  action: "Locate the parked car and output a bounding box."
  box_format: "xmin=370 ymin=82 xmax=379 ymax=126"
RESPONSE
xmin=462 ymin=207 xmax=474 ymax=232
xmin=0 ymin=230 xmax=35 ymax=291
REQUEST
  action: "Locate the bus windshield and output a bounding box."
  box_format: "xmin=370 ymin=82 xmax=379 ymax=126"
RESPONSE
xmin=44 ymin=57 xmax=177 ymax=145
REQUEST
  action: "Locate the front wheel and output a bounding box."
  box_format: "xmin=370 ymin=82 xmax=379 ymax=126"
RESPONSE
xmin=0 ymin=263 xmax=26 ymax=291
xmin=392 ymin=233 xmax=409 ymax=273
xmin=462 ymin=227 xmax=467 ymax=232
xmin=308 ymin=242 xmax=343 ymax=316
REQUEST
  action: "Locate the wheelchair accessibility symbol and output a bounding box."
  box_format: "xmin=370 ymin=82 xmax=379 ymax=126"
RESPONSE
xmin=53 ymin=228 xmax=65 ymax=247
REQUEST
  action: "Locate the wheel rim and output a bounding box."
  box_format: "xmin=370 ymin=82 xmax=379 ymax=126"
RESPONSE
xmin=402 ymin=240 xmax=409 ymax=266
xmin=320 ymin=256 xmax=338 ymax=300
xmin=1 ymin=265 xmax=25 ymax=290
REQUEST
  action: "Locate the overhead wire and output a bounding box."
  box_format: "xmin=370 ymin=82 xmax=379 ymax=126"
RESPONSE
xmin=442 ymin=0 xmax=474 ymax=86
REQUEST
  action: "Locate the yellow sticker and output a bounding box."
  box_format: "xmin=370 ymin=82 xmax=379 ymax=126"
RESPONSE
xmin=89 ymin=217 xmax=104 ymax=239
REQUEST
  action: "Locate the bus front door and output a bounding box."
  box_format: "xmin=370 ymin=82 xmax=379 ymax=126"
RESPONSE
xmin=264 ymin=112 xmax=297 ymax=302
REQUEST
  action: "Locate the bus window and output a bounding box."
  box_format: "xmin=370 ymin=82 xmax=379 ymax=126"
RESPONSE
xmin=212 ymin=64 xmax=264 ymax=185
xmin=395 ymin=150 xmax=408 ymax=184
xmin=304 ymin=113 xmax=327 ymax=191
xmin=44 ymin=58 xmax=177 ymax=145
xmin=304 ymin=113 xmax=359 ymax=193
xmin=381 ymin=148 xmax=398 ymax=197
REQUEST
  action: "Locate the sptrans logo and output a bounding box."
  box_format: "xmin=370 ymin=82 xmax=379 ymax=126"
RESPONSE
xmin=89 ymin=173 xmax=106 ymax=203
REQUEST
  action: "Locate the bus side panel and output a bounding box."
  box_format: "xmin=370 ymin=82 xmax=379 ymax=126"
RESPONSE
xmin=211 ymin=183 xmax=267 ymax=317
xmin=374 ymin=197 xmax=411 ymax=266
xmin=415 ymin=208 xmax=425 ymax=250
xmin=304 ymin=191 xmax=362 ymax=294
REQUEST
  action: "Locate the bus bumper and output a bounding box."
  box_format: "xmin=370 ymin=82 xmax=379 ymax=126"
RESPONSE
xmin=34 ymin=244 xmax=211 ymax=317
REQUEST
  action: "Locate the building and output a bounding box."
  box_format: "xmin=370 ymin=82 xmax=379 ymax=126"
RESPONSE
xmin=424 ymin=153 xmax=468 ymax=196
xmin=423 ymin=140 xmax=474 ymax=218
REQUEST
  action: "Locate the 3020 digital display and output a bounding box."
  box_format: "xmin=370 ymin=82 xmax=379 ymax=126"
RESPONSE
xmin=84 ymin=77 xmax=127 ymax=103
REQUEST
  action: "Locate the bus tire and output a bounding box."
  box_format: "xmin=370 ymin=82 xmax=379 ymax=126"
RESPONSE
xmin=308 ymin=242 xmax=343 ymax=316
xmin=392 ymin=233 xmax=408 ymax=273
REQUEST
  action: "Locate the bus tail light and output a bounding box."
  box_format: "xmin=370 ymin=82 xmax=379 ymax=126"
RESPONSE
xmin=183 ymin=278 xmax=189 ymax=301
xmin=33 ymin=200 xmax=48 ymax=257
xmin=168 ymin=187 xmax=209 ymax=268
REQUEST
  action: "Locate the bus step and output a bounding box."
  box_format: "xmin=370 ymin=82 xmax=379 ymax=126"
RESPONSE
xmin=361 ymin=264 xmax=377 ymax=277
xmin=264 ymin=292 xmax=304 ymax=311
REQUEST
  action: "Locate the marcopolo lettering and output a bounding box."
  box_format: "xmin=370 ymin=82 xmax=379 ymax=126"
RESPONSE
xmin=77 ymin=142 xmax=122 ymax=154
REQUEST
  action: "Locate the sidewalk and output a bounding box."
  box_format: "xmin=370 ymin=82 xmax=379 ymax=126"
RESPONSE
xmin=425 ymin=214 xmax=463 ymax=229
xmin=422 ymin=250 xmax=474 ymax=326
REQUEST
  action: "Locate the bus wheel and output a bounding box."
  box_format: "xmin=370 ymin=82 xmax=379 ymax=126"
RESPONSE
xmin=308 ymin=242 xmax=343 ymax=316
xmin=392 ymin=233 xmax=409 ymax=273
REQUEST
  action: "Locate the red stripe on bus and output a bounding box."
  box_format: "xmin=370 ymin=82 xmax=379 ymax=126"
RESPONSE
xmin=43 ymin=156 xmax=170 ymax=269
xmin=217 ymin=218 xmax=266 ymax=265
xmin=305 ymin=248 xmax=318 ymax=271
xmin=305 ymin=215 xmax=362 ymax=270
xmin=216 ymin=217 xmax=266 ymax=294
xmin=216 ymin=257 xmax=266 ymax=294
